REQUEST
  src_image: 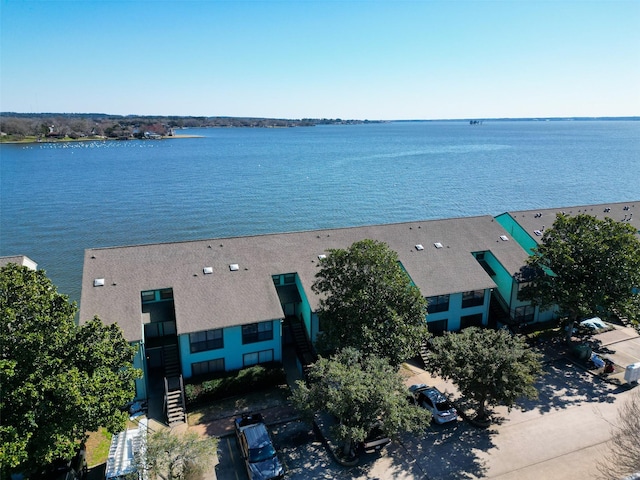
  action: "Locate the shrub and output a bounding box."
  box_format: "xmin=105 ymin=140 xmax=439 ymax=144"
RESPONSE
xmin=184 ymin=363 xmax=286 ymax=406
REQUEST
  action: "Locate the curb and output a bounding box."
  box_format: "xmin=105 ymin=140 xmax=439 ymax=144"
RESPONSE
xmin=312 ymin=420 xmax=359 ymax=467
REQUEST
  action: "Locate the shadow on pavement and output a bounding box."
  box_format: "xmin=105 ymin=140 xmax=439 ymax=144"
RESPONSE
xmin=395 ymin=420 xmax=496 ymax=479
xmin=518 ymin=357 xmax=617 ymax=415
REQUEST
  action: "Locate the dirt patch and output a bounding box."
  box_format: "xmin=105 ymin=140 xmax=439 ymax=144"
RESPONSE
xmin=399 ymin=363 xmax=417 ymax=380
xmin=188 ymin=384 xmax=291 ymax=426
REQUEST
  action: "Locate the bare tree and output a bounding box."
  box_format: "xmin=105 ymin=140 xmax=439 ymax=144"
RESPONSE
xmin=598 ymin=388 xmax=640 ymax=479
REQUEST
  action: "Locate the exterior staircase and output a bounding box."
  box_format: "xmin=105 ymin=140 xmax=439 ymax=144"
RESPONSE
xmin=164 ymin=375 xmax=187 ymax=427
xmin=419 ymin=341 xmax=430 ymax=368
xmin=287 ymin=317 xmax=316 ymax=376
xmin=163 ymin=344 xmax=180 ymax=378
xmin=488 ymin=293 xmax=511 ymax=330
xmin=162 ymin=344 xmax=186 ymax=426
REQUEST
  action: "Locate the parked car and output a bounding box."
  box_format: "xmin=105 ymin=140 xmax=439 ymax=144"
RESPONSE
xmin=234 ymin=413 xmax=285 ymax=480
xmin=579 ymin=317 xmax=608 ymax=331
xmin=409 ymin=384 xmax=458 ymax=424
xmin=567 ymin=317 xmax=609 ymax=336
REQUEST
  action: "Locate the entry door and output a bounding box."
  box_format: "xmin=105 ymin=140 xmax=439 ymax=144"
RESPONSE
xmin=146 ymin=347 xmax=163 ymax=369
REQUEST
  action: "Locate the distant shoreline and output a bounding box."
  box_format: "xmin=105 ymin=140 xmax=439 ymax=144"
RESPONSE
xmin=0 ymin=134 xmax=203 ymax=144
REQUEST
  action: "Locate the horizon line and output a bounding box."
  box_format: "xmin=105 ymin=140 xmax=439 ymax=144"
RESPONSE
xmin=1 ymin=112 xmax=639 ymax=122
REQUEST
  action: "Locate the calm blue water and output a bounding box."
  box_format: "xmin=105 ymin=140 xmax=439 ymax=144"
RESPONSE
xmin=1 ymin=121 xmax=639 ymax=303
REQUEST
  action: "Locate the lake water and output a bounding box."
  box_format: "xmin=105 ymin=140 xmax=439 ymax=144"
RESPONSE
xmin=1 ymin=120 xmax=639 ymax=303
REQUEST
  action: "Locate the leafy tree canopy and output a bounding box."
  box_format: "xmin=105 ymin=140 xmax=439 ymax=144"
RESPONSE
xmin=518 ymin=213 xmax=640 ymax=332
xmin=292 ymin=347 xmax=430 ymax=457
xmin=0 ymin=264 xmax=140 ymax=475
xmin=425 ymin=327 xmax=542 ymax=422
xmin=138 ymin=429 xmax=217 ymax=480
xmin=313 ymin=239 xmax=429 ymax=367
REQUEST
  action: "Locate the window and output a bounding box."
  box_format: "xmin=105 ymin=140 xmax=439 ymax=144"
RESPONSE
xmin=462 ymin=290 xmax=485 ymax=308
xmin=273 ymin=273 xmax=296 ymax=286
xmin=141 ymin=288 xmax=174 ymax=302
xmin=191 ymin=358 xmax=224 ymax=376
xmin=242 ymin=321 xmax=274 ymax=344
xmin=141 ymin=291 xmax=156 ymax=303
xmin=144 ymin=320 xmax=176 ymax=338
xmin=461 ymin=314 xmax=483 ymax=329
xmin=243 ymin=349 xmax=273 ymax=367
xmin=514 ymin=305 xmax=535 ymax=324
xmin=160 ymin=288 xmax=173 ymax=300
xmin=427 ymin=295 xmax=450 ymax=313
xmin=428 ymin=319 xmax=448 ymax=335
xmin=189 ymin=329 xmax=223 ymax=353
xmin=518 ymin=281 xmax=532 ymax=292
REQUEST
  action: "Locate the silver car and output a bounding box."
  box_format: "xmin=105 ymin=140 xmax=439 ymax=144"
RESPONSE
xmin=409 ymin=384 xmax=458 ymax=424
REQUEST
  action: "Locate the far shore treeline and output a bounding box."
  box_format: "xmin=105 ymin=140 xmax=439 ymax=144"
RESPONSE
xmin=0 ymin=113 xmax=379 ymax=143
xmin=1 ymin=113 xmax=637 ymax=143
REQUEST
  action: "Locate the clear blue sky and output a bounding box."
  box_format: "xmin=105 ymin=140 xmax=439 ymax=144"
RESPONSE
xmin=1 ymin=0 xmax=639 ymax=120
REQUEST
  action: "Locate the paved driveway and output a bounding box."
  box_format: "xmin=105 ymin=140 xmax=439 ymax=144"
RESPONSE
xmin=591 ymin=326 xmax=640 ymax=372
xmin=396 ymin=357 xmax=631 ymax=480
xmin=210 ymin=325 xmax=640 ymax=479
xmin=213 ymin=362 xmax=634 ymax=480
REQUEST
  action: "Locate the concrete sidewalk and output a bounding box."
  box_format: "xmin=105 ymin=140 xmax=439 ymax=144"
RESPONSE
xmin=581 ymin=324 xmax=640 ymax=385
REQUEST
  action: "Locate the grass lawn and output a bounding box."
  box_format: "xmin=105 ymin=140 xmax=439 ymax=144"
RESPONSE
xmin=84 ymin=419 xmax=141 ymax=467
xmin=85 ymin=428 xmax=112 ymax=467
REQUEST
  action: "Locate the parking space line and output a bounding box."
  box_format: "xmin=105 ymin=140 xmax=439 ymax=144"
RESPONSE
xmin=225 ymin=437 xmax=241 ymax=480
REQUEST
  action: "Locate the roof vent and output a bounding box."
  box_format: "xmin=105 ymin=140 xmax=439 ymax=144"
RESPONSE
xmin=415 ymin=244 xmax=424 ymax=251
xmin=434 ymin=242 xmax=443 ymax=249
xmin=203 ymin=267 xmax=213 ymax=274
xmin=229 ymin=264 xmax=239 ymax=271
xmin=500 ymin=235 xmax=509 ymax=241
xmin=93 ymin=278 xmax=105 ymax=287
xmin=318 ymin=254 xmax=327 ymax=260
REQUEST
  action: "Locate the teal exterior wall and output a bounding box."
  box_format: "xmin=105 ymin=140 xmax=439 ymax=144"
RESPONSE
xmin=482 ymin=251 xmax=512 ymax=304
xmin=495 ymin=213 xmax=538 ymax=254
xmin=179 ymin=319 xmax=283 ymax=377
xmin=310 ymin=312 xmax=320 ymax=342
xmin=427 ymin=290 xmax=489 ymax=331
xmin=425 ymin=305 xmax=449 ymax=327
xmin=132 ymin=341 xmax=147 ymax=401
xmin=295 ymin=275 xmax=314 ymax=341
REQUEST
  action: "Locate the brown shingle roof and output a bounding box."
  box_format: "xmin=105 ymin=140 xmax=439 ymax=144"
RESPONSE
xmin=79 ymin=215 xmax=528 ymax=342
xmin=507 ymin=201 xmax=640 ymax=244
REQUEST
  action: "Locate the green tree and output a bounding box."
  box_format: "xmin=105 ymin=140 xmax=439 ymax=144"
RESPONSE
xmin=313 ymin=239 xmax=429 ymax=367
xmin=292 ymin=348 xmax=430 ymax=458
xmin=518 ymin=213 xmax=640 ymax=340
xmin=0 ymin=264 xmax=140 ymax=476
xmin=425 ymin=327 xmax=542 ymax=423
xmin=139 ymin=429 xmax=217 ymax=480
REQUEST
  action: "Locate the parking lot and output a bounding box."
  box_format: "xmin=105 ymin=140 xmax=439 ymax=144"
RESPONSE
xmin=213 ymin=365 xmax=635 ymax=479
xmin=209 ymin=326 xmax=639 ymax=480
